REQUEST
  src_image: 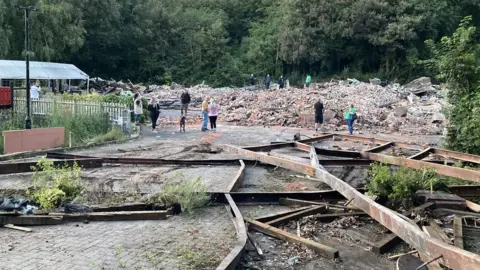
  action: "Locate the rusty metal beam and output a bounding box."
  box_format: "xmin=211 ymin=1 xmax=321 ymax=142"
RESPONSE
xmin=222 ymin=144 xmax=480 ymax=270
xmin=245 ymin=134 xmax=334 ymax=152
xmin=362 ymin=151 xmax=480 ymax=183
xmin=227 ymin=160 xmax=245 ymax=192
xmin=295 ymin=142 xmax=362 ymax=158
xmin=432 ymin=148 xmax=480 ymax=165
xmin=334 ymin=134 xmax=423 ymax=150
xmin=0 ymin=159 xmax=103 ymax=174
xmin=216 ymin=194 xmax=247 ymax=270
xmin=243 ymin=142 xmax=295 ymax=152
xmin=409 ymin=148 xmax=433 ymax=160
xmin=365 ymin=142 xmax=395 ymax=153
xmin=212 ymin=190 xmax=349 ymax=204
xmin=255 ymin=206 xmax=314 ymax=223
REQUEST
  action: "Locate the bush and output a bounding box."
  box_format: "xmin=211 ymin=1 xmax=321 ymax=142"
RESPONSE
xmin=367 ymin=163 xmax=444 ymax=209
xmin=148 ymin=174 xmax=211 ymax=214
xmin=423 ymin=16 xmax=480 ymax=154
xmin=27 ymin=157 xmax=84 ymax=209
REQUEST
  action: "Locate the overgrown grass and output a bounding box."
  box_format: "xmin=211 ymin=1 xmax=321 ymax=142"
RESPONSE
xmin=89 ymin=127 xmax=126 ymax=144
xmin=146 ymin=173 xmax=211 ymax=215
xmin=177 ymin=248 xmax=216 ymax=270
xmin=27 ymin=157 xmax=85 ymax=209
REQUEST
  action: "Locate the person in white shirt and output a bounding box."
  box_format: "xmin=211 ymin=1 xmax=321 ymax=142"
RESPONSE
xmin=30 ymin=83 xmax=40 ymax=99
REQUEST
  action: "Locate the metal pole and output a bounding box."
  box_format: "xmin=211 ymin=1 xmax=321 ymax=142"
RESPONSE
xmin=25 ymin=8 xmax=31 ymax=129
xmin=15 ymin=5 xmax=38 ymax=129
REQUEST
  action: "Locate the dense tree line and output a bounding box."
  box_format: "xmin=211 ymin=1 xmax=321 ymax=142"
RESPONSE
xmin=1 ymin=0 xmax=480 ymax=87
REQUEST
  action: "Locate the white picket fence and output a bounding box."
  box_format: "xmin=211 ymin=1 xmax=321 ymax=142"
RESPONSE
xmin=14 ymin=97 xmax=129 ymax=120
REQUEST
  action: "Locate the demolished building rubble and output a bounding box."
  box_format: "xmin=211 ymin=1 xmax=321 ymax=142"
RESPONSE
xmin=89 ymin=77 xmax=447 ymax=135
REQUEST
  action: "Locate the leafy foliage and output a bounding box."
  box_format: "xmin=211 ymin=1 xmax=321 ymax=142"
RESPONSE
xmin=367 ymin=163 xmax=447 ymax=209
xmin=1 ymin=0 xmax=479 ymax=86
xmin=424 ymin=16 xmax=480 ymax=154
xmin=27 ymin=157 xmax=84 ymax=209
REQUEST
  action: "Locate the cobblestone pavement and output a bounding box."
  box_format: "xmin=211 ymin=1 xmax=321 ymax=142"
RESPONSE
xmin=0 ymin=206 xmax=235 ymax=270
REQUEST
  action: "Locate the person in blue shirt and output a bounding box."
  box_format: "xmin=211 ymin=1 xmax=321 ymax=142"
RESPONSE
xmin=265 ymin=74 xmax=271 ymax=90
xmin=344 ymin=105 xmax=357 ymax=135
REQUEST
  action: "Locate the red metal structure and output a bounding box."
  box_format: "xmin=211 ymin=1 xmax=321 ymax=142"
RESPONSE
xmin=0 ymin=85 xmax=13 ymax=109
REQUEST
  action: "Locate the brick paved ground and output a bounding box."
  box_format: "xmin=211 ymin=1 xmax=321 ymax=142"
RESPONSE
xmin=0 ymin=206 xmax=235 ymax=270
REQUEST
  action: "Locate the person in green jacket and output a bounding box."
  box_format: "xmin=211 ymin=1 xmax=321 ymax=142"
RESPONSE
xmin=305 ymin=74 xmax=312 ymax=88
xmin=344 ymin=105 xmax=357 ymax=135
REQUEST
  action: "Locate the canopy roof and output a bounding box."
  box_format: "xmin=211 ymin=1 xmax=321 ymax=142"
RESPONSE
xmin=0 ymin=60 xmax=89 ymax=80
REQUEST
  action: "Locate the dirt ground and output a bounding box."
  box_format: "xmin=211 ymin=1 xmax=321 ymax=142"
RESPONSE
xmin=0 ymin=124 xmax=443 ymax=269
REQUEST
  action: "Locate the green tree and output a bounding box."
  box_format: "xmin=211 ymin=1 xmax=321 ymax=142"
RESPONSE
xmin=424 ymin=16 xmax=480 ymax=154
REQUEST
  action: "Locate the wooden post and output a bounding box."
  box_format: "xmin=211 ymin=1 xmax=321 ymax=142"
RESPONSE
xmin=454 ymin=215 xmax=464 ymax=249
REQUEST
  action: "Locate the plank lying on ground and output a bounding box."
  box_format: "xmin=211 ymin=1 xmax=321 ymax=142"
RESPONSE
xmin=255 ymin=206 xmax=313 ymax=223
xmin=279 ymin=198 xmax=359 ymax=211
xmin=266 ymin=205 xmax=328 ymax=226
xmin=245 ymin=218 xmax=339 ymax=259
xmin=428 ymin=220 xmax=453 ymax=244
xmin=0 ymin=215 xmax=63 ymax=226
xmin=371 ymin=205 xmax=429 ymax=254
xmin=49 ymin=211 xmax=168 ymax=222
xmin=454 ymin=215 xmax=464 ymax=249
xmin=466 ymin=200 xmax=480 ymax=213
xmin=3 ymin=224 xmax=32 ymax=232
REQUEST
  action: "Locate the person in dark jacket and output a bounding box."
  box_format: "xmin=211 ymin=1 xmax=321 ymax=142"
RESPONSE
xmin=314 ymin=99 xmax=324 ymax=133
xmin=249 ymin=74 xmax=255 ymax=86
xmin=147 ymin=98 xmax=161 ymax=133
xmin=278 ymin=75 xmax=285 ymax=89
xmin=265 ymin=74 xmax=271 ymax=90
xmin=180 ymin=90 xmax=191 ymax=116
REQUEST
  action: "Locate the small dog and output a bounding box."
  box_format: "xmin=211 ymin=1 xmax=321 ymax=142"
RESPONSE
xmin=179 ymin=115 xmax=186 ymax=132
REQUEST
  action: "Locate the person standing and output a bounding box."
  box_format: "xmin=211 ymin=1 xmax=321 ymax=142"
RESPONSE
xmin=133 ymin=93 xmax=143 ymax=125
xmin=201 ymin=96 xmax=210 ymax=132
xmin=249 ymin=74 xmax=255 ymax=86
xmin=278 ymin=75 xmax=285 ymax=89
xmin=305 ymin=74 xmax=312 ymax=88
xmin=208 ymin=98 xmax=219 ymax=132
xmin=30 ymin=83 xmax=40 ymax=99
xmin=265 ymin=74 xmax=271 ymax=90
xmin=314 ymin=99 xmax=324 ymax=133
xmin=147 ymin=98 xmax=160 ymax=133
xmin=344 ymin=104 xmax=357 ymax=135
xmin=180 ymin=90 xmax=191 ymax=116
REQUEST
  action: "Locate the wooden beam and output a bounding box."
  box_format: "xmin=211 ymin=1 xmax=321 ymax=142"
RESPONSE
xmin=266 ymin=205 xmax=328 ymax=226
xmin=454 ymin=215 xmax=464 ymax=249
xmin=428 ymin=220 xmax=453 ymax=244
xmin=0 ymin=215 xmax=63 ymax=226
xmin=434 ymin=208 xmax=480 ymax=219
xmin=255 ymin=206 xmax=313 ymax=223
xmin=2 ymin=224 xmax=33 ymax=232
xmin=245 ymin=218 xmax=339 ymax=259
xmin=466 ymin=200 xmax=480 ymax=213
xmin=408 ymin=148 xmax=433 ymax=160
xmin=49 ymin=211 xmax=167 ymax=222
xmin=366 ymin=142 xmax=394 ymax=153
xmin=295 ymin=142 xmax=362 ymax=158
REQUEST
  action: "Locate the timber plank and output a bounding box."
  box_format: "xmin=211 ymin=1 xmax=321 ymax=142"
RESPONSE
xmin=245 ymin=218 xmax=339 ymax=259
xmin=454 ymin=215 xmax=464 ymax=249
xmin=266 ymin=205 xmax=328 ymax=226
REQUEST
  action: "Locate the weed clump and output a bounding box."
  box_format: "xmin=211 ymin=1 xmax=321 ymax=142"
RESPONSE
xmin=148 ymin=174 xmax=210 ymax=215
xmin=27 ymin=157 xmax=84 ymax=209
